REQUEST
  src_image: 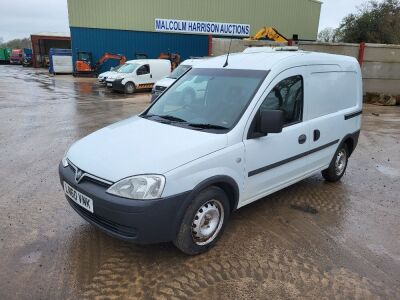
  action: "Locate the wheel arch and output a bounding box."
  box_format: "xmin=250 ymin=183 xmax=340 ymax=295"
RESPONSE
xmin=339 ymin=130 xmax=360 ymax=157
xmin=124 ymin=80 xmax=136 ymax=87
xmin=172 ymin=175 xmax=240 ymax=240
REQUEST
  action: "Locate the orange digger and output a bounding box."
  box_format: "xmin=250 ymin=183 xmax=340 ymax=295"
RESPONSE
xmin=74 ymin=52 xmax=127 ymax=77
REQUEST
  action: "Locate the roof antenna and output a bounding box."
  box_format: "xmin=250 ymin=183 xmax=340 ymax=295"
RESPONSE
xmin=223 ymin=39 xmax=233 ymax=68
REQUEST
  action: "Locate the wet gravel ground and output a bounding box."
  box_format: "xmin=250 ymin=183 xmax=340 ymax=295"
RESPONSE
xmin=0 ymin=65 xmax=399 ymax=299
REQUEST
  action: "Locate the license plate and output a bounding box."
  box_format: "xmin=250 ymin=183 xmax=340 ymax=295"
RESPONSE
xmin=64 ymin=182 xmax=94 ymax=213
xmin=107 ymin=83 xmax=112 ymax=87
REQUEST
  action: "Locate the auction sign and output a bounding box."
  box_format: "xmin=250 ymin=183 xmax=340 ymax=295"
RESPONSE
xmin=155 ymin=18 xmax=250 ymax=37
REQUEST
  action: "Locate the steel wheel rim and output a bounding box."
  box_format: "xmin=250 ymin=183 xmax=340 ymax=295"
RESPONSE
xmin=191 ymin=199 xmax=224 ymax=246
xmin=126 ymin=83 xmax=134 ymax=93
xmin=335 ymin=149 xmax=347 ymax=176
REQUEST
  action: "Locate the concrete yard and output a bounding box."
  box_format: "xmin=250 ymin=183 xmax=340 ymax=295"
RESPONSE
xmin=0 ymin=65 xmax=399 ymax=299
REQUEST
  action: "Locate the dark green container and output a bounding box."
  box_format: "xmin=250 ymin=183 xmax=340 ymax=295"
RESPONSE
xmin=0 ymin=48 xmax=12 ymax=63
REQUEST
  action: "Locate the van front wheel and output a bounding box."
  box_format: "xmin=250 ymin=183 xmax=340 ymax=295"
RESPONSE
xmin=125 ymin=82 xmax=135 ymax=94
xmin=174 ymin=186 xmax=230 ymax=255
xmin=322 ymin=145 xmax=348 ymax=182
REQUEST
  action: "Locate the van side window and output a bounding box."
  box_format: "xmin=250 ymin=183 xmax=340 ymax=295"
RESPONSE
xmin=137 ymin=64 xmax=150 ymax=75
xmin=260 ymin=75 xmax=303 ymax=125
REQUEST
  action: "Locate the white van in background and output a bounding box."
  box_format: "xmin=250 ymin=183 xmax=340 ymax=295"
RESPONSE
xmin=98 ymin=65 xmax=122 ymax=85
xmin=151 ymin=59 xmax=207 ymax=102
xmin=106 ymin=59 xmax=171 ymax=94
xmin=60 ymin=48 xmax=362 ymax=255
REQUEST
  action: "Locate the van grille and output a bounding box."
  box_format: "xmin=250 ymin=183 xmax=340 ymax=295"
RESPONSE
xmin=68 ymin=161 xmax=112 ymax=187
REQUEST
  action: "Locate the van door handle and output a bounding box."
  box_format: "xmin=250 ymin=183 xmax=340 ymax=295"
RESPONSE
xmin=298 ymin=134 xmax=307 ymax=144
xmin=150 ymin=74 xmax=152 ymax=78
xmin=314 ymin=129 xmax=320 ymax=141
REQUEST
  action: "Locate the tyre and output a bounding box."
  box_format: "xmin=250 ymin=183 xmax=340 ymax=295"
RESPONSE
xmin=322 ymin=144 xmax=348 ymax=182
xmin=125 ymin=82 xmax=135 ymax=94
xmin=174 ymin=186 xmax=230 ymax=255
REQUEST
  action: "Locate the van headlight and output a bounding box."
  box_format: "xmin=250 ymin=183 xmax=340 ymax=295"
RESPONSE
xmin=62 ymin=150 xmax=69 ymax=167
xmin=106 ymin=175 xmax=166 ymax=200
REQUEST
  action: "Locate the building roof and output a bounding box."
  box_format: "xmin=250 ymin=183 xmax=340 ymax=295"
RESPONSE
xmin=31 ymin=32 xmax=70 ymax=38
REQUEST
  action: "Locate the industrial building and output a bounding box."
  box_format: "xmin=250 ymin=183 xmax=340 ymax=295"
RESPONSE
xmin=67 ymin=0 xmax=321 ymax=72
xmin=31 ymin=33 xmax=71 ymax=68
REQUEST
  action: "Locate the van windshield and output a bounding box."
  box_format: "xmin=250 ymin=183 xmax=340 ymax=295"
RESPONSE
xmin=118 ymin=63 xmax=139 ymax=73
xmin=168 ymin=64 xmax=191 ymax=79
xmin=143 ymin=68 xmax=268 ymax=132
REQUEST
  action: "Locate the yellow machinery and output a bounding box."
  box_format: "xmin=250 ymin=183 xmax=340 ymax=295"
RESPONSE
xmin=246 ymin=27 xmax=288 ymax=43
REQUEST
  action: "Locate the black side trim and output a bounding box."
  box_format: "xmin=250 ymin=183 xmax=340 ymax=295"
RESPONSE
xmin=248 ymin=139 xmax=340 ymax=177
xmin=345 ymin=110 xmax=363 ymax=120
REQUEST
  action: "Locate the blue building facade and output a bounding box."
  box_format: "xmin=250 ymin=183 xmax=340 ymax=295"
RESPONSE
xmin=70 ymin=27 xmax=210 ymax=73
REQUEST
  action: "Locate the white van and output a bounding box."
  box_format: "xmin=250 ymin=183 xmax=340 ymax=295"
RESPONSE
xmin=59 ymin=48 xmax=363 ymax=255
xmin=105 ymin=59 xmax=171 ymax=93
xmin=98 ymin=65 xmax=122 ymax=85
xmin=151 ymin=59 xmax=207 ymax=102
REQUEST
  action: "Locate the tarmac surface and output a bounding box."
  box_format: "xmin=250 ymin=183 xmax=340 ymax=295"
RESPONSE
xmin=0 ymin=65 xmax=399 ymax=299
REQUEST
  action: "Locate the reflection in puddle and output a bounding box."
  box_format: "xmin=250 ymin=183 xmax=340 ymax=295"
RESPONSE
xmin=376 ymin=164 xmax=400 ymax=178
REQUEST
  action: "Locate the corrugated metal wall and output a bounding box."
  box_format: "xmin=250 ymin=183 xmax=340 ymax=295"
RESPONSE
xmin=68 ymin=0 xmax=321 ymax=40
xmin=70 ymin=27 xmax=209 ymax=73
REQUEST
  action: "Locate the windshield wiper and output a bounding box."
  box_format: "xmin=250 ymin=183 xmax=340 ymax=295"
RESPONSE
xmin=142 ymin=114 xmax=187 ymax=123
xmin=188 ymin=123 xmax=229 ymax=130
xmin=157 ymin=115 xmax=188 ymax=123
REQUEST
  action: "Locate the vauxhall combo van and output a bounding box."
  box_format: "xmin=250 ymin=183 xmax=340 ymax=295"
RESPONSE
xmin=59 ymin=47 xmax=363 ymax=255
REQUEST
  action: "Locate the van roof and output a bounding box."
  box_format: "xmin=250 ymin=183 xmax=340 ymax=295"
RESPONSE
xmin=181 ymin=58 xmax=209 ymax=66
xmin=126 ymin=59 xmax=171 ymax=64
xmin=194 ymin=47 xmax=359 ymax=72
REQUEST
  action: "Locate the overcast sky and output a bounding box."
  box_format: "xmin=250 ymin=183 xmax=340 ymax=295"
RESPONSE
xmin=0 ymin=0 xmax=381 ymax=42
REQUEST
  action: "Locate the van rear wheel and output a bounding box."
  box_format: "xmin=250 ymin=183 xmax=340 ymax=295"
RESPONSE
xmin=174 ymin=186 xmax=230 ymax=255
xmin=322 ymin=145 xmax=348 ymax=182
xmin=125 ymin=82 xmax=135 ymax=94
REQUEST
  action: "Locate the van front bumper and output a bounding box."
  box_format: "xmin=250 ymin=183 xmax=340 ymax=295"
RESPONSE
xmin=59 ymin=163 xmax=190 ymax=244
xmin=108 ymin=79 xmax=125 ymax=92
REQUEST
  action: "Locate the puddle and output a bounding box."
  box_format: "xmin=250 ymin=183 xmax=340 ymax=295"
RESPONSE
xmin=376 ymin=164 xmax=400 ymax=178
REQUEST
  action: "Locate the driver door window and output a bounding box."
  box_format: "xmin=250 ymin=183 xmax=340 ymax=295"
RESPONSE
xmin=260 ymin=75 xmax=303 ymax=126
xmin=137 ymin=64 xmax=150 ymax=75
xmin=243 ymin=72 xmax=310 ymax=204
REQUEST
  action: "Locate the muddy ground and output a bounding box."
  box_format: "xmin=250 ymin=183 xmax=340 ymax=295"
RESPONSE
xmin=0 ymin=65 xmax=399 ymax=299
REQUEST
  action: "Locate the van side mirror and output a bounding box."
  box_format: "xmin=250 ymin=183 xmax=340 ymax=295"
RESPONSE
xmin=258 ymin=110 xmax=284 ymax=134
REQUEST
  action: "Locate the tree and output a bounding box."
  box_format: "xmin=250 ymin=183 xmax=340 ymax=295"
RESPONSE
xmin=318 ymin=27 xmax=338 ymax=42
xmin=335 ymin=0 xmax=400 ymax=44
xmin=0 ymin=38 xmax=31 ymax=49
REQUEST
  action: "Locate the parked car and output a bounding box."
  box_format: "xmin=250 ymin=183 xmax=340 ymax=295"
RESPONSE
xmin=98 ymin=65 xmax=122 ymax=85
xmin=10 ymin=49 xmax=23 ymax=64
xmin=151 ymin=59 xmax=207 ymax=102
xmin=105 ymin=59 xmax=171 ymax=94
xmin=59 ymin=47 xmax=363 ymax=255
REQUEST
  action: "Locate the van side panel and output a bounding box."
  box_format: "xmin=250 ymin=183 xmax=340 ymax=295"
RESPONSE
xmin=308 ymin=72 xmax=358 ymax=119
xmin=305 ymin=65 xmax=362 ymax=172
